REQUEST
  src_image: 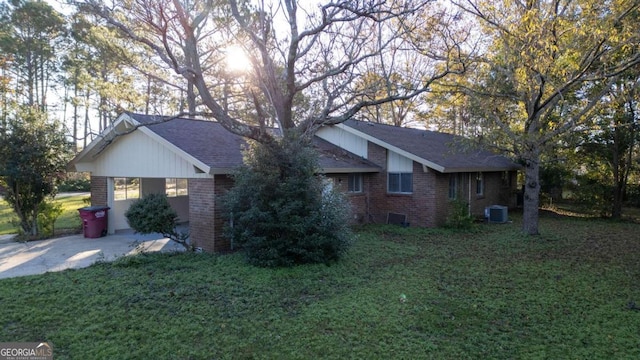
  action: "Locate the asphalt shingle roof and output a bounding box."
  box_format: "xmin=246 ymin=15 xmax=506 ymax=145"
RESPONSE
xmin=127 ymin=113 xmax=380 ymax=173
xmin=130 ymin=113 xmax=245 ymax=171
xmin=341 ymin=119 xmax=519 ymax=172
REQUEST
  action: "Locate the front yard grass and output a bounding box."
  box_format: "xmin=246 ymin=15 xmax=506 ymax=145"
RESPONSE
xmin=0 ymin=194 xmax=85 ymax=235
xmin=1 ymin=213 xmax=639 ymax=359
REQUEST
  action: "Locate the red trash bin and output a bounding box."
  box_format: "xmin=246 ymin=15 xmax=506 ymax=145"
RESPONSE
xmin=78 ymin=206 xmax=110 ymax=238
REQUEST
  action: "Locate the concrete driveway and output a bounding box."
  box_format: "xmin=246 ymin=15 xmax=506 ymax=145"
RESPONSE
xmin=0 ymin=232 xmax=185 ymax=280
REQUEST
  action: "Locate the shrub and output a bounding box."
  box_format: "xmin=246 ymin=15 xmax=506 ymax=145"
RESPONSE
xmin=569 ymin=174 xmax=611 ymax=216
xmin=125 ymin=193 xmax=191 ymax=251
xmin=37 ymin=199 xmax=63 ymax=238
xmin=445 ymin=199 xmax=474 ymax=229
xmin=221 ymin=135 xmax=352 ymax=267
xmin=58 ymin=173 xmax=91 ymax=192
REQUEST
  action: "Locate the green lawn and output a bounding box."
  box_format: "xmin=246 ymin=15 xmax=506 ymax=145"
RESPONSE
xmin=0 ymin=194 xmax=85 ymax=235
xmin=1 ymin=213 xmax=639 ymax=359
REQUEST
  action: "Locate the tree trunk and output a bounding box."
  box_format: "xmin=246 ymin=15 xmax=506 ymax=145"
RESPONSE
xmin=27 ymin=52 xmax=34 ymax=106
xmin=145 ymin=75 xmax=151 ymax=115
xmin=73 ymin=78 xmax=79 ymax=151
xmin=187 ymin=79 xmax=196 ymax=116
xmin=611 ymin=147 xmax=623 ymax=219
xmin=522 ymin=149 xmax=541 ymax=235
xmin=84 ymin=91 xmax=91 ymax=148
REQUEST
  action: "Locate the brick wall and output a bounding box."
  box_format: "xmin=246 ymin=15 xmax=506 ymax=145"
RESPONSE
xmin=213 ymin=175 xmax=234 ymax=251
xmin=326 ymin=174 xmax=369 ymax=224
xmin=188 ymin=175 xmax=235 ymax=253
xmin=345 ymin=142 xmax=519 ymax=228
xmin=360 ymin=144 xmax=441 ymax=227
xmin=440 ymin=171 xmax=518 ymax=223
xmin=186 ymin=154 xmax=518 ymax=251
xmin=188 ymin=177 xmax=216 ymax=252
xmin=365 ymin=143 xmax=389 ymax=223
xmin=90 ymin=176 xmax=107 ymax=206
xmin=433 ymin=169 xmax=452 ymax=226
xmin=469 ymin=172 xmax=511 ymax=216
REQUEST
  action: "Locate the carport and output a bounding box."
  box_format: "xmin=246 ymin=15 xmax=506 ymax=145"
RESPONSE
xmin=68 ymin=112 xmax=243 ymax=252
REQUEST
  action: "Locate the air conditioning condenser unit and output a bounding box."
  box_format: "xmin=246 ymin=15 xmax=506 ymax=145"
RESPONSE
xmin=485 ymin=205 xmax=508 ymax=223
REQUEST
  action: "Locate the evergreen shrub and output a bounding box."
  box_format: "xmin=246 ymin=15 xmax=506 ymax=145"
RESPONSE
xmin=221 ymin=135 xmax=352 ymax=267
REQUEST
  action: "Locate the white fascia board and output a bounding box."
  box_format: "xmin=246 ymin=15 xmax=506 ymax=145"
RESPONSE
xmin=69 ymin=113 xmax=212 ymax=175
xmin=335 ymin=123 xmax=446 ymax=173
xmin=320 ymin=167 xmax=380 ymax=174
xmin=68 ymin=113 xmax=137 ymax=171
xmin=72 ymin=163 xmax=95 ymax=172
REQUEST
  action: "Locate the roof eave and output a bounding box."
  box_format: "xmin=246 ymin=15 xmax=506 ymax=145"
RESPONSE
xmin=440 ymin=166 xmax=522 ymax=173
xmin=320 ymin=167 xmax=381 ymax=174
xmin=335 ymin=123 xmax=446 ymax=172
xmin=67 ymin=113 xmax=139 ymax=172
xmin=67 ymin=113 xmax=213 ymax=175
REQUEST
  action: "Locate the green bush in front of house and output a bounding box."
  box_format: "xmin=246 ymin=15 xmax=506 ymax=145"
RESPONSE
xmin=221 ymin=134 xmax=353 ymax=267
xmin=445 ymin=199 xmax=475 ymax=229
xmin=125 ymin=193 xmax=191 ymax=250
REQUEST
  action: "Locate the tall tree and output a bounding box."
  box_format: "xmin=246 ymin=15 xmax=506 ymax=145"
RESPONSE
xmin=452 ymin=0 xmax=640 ymax=234
xmin=577 ymin=74 xmax=640 ymax=218
xmin=0 ymin=0 xmax=66 ymax=109
xmin=76 ymin=0 xmax=466 ymax=142
xmin=0 ymin=55 xmax=11 ymax=136
xmin=354 ymin=70 xmax=423 ymax=127
xmin=0 ymin=106 xmax=72 ymax=236
xmin=63 ymin=10 xmax=177 ymax=146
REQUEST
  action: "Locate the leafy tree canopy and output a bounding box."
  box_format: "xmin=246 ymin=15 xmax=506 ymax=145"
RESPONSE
xmin=0 ymin=106 xmax=73 ymax=236
xmin=450 ymin=0 xmax=640 ymax=234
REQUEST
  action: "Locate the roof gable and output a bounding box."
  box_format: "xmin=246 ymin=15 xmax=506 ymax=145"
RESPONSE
xmin=338 ymin=120 xmax=519 ymax=173
xmin=69 ymin=113 xmax=214 ymax=175
xmin=133 ymin=113 xmax=246 ymax=174
xmin=69 ymin=113 xmax=380 ymax=175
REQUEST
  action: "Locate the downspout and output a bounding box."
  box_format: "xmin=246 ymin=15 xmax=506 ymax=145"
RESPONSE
xmin=468 ymin=173 xmax=472 ymax=217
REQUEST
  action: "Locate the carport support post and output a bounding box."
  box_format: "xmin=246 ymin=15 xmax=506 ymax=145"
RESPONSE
xmin=188 ymin=178 xmax=217 ymax=252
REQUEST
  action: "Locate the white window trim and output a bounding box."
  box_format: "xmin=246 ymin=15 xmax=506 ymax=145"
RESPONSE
xmin=476 ymin=172 xmax=484 ymax=196
xmin=388 ymin=172 xmax=413 ymax=194
xmin=114 ymin=177 xmax=140 ymax=201
xmin=166 ymin=178 xmax=189 ymax=197
xmin=348 ymin=173 xmax=363 ymax=193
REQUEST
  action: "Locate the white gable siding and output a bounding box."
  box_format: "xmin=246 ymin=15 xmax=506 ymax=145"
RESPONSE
xmin=81 ymin=130 xmax=210 ymax=178
xmin=316 ymin=126 xmax=368 ymax=158
xmin=388 ymin=150 xmax=413 ymax=172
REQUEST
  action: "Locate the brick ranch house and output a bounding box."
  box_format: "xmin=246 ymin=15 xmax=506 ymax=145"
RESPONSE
xmin=68 ymin=112 xmax=520 ymax=252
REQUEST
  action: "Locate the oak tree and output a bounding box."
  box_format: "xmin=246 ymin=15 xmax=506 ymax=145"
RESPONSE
xmin=452 ymin=0 xmax=640 ymax=234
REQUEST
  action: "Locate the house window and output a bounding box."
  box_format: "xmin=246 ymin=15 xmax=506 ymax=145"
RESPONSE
xmin=388 ymin=173 xmax=413 ymax=194
xmin=476 ymin=172 xmax=484 ymax=196
xmin=501 ymin=171 xmax=511 ymax=187
xmin=166 ymin=178 xmax=188 ymax=197
xmin=449 ymin=174 xmax=457 ymax=199
xmin=114 ymin=177 xmax=140 ymax=200
xmin=348 ymin=173 xmax=363 ymax=193
xmin=387 ymin=150 xmax=413 ymax=194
